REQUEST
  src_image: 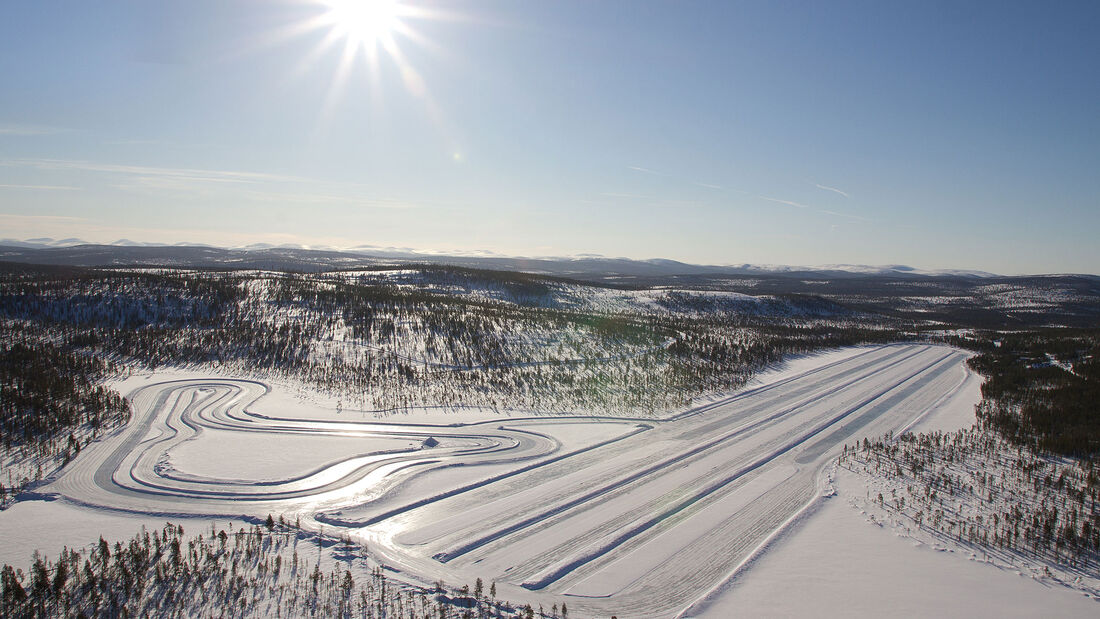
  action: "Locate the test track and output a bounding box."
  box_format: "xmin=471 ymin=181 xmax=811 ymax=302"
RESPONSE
xmin=40 ymin=343 xmax=972 ymax=618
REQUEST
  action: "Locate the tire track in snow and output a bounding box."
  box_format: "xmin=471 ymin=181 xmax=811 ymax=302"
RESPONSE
xmin=517 ymin=350 xmax=957 ymax=591
xmin=36 ymin=343 xmax=972 ymax=619
xmin=430 ymin=346 xmax=937 ymax=564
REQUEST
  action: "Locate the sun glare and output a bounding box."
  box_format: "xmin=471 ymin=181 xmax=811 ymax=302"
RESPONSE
xmin=322 ymin=0 xmax=403 ymax=48
xmin=283 ymin=0 xmax=458 ymax=149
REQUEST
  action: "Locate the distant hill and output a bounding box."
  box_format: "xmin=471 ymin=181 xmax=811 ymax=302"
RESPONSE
xmin=0 ymin=240 xmax=1039 ymax=281
xmin=2 ymin=241 xmax=1098 ymax=329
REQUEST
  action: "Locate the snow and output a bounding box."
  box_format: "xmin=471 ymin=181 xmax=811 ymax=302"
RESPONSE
xmin=0 ymin=499 xmax=216 ymax=571
xmin=737 ymin=345 xmax=877 ymax=391
xmin=4 ymin=342 xmax=1093 ymax=617
xmin=682 ymin=353 xmax=1098 ymax=619
xmin=165 ymin=428 xmax=418 ymax=481
xmin=902 ymin=358 xmax=982 ymax=434
xmin=685 ymin=490 xmax=1098 ymax=618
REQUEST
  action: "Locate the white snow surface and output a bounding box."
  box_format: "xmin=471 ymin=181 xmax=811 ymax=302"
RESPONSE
xmin=686 ymin=483 xmax=1098 ymax=618
xmin=0 ymin=500 xmax=217 ymax=571
xmin=3 ymin=343 xmax=1095 ymax=617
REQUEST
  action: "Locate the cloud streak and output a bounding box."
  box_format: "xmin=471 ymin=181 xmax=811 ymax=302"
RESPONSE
xmin=761 ymin=196 xmax=811 ymax=209
xmin=821 ymin=209 xmax=869 ymax=222
xmin=2 ymin=158 xmax=302 ymax=185
xmin=692 ymin=181 xmax=724 ymax=190
xmin=600 ymin=191 xmax=650 ymax=199
xmin=0 ymin=215 xmax=404 ymax=253
xmin=1 ymin=157 xmax=421 ymax=213
xmin=0 ymin=214 xmax=88 ymax=223
xmin=760 ymin=195 xmax=871 ymax=223
xmin=0 ymin=183 xmax=79 ymax=191
xmin=627 ymin=165 xmax=670 ymax=177
xmin=629 ymin=165 xmax=731 ymax=193
xmin=0 ymin=124 xmax=67 ymax=136
xmin=814 ymin=183 xmax=850 ymax=198
xmin=240 ymin=189 xmax=416 ymax=209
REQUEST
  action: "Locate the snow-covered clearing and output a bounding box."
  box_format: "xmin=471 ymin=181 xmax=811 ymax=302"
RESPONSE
xmin=0 ymin=499 xmax=214 ymax=571
xmin=686 ymin=482 xmax=1098 ymax=618
xmin=5 ymin=342 xmax=1092 ymax=616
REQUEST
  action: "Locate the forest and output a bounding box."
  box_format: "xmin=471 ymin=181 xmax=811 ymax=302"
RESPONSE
xmin=0 ymin=517 xmax=549 ymax=619
xmin=0 ymin=323 xmax=130 ymax=504
xmin=965 ymin=329 xmax=1100 ymax=457
xmin=843 ymin=328 xmax=1100 ymax=588
xmin=843 ymin=428 xmax=1099 ymax=572
xmin=0 ymin=263 xmax=902 ymax=503
xmin=0 ymin=261 xmax=900 ymax=428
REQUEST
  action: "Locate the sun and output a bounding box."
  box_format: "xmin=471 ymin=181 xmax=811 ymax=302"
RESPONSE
xmin=278 ymin=0 xmax=460 ymax=145
xmin=320 ymin=0 xmax=405 ymax=50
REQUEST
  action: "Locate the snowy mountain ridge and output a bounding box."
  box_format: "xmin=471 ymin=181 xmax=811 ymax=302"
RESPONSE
xmin=0 ymin=238 xmax=1019 ymax=279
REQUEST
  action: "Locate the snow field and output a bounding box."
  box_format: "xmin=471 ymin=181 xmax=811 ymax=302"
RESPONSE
xmin=7 ymin=342 xmax=1053 ymax=618
xmin=686 ymin=483 xmax=1099 ymax=618
xmin=0 ymin=499 xmax=214 ymax=571
xmin=355 ymin=344 xmax=973 ymax=617
xmin=165 ymin=429 xmax=418 ymax=481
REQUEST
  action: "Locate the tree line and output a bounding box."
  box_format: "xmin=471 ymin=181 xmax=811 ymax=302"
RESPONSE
xmin=0 ymin=323 xmax=130 ymax=503
xmin=964 ymin=329 xmax=1100 ymax=457
xmin=0 ymin=517 xmax=561 ymax=618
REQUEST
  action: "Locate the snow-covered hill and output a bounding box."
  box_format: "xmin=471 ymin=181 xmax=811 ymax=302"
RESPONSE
xmin=0 ymin=239 xmax=1024 ymax=279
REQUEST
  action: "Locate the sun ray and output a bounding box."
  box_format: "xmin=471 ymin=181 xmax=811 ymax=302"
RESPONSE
xmin=269 ymin=0 xmax=470 ymax=155
xmin=290 ymin=27 xmax=347 ymax=81
xmin=315 ymin=37 xmax=363 ymax=130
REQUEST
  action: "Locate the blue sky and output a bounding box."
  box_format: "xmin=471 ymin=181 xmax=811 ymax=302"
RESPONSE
xmin=1 ymin=1 xmax=1097 ymax=274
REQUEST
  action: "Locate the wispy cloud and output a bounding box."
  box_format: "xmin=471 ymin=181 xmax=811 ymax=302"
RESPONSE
xmin=627 ymin=165 xmax=670 ymax=177
xmin=821 ymin=209 xmax=869 ymax=222
xmin=760 ymin=195 xmax=871 ymax=223
xmin=240 ymin=189 xmax=416 ymax=209
xmin=0 ymin=124 xmax=68 ymax=136
xmin=0 ymin=183 xmax=79 ymax=191
xmin=0 ymin=216 xmax=410 ymax=252
xmin=0 ymin=157 xmax=421 ymax=211
xmin=600 ymin=191 xmax=650 ymax=199
xmin=693 ymin=181 xmax=724 ymax=190
xmin=814 ymin=183 xmax=850 ymax=198
xmin=0 ymin=214 xmax=87 ymax=223
xmin=630 ymin=165 xmax=733 ymax=193
xmin=102 ymin=138 xmax=176 ymax=147
xmin=2 ymin=158 xmax=302 ymax=185
xmin=761 ymin=196 xmax=811 ymax=209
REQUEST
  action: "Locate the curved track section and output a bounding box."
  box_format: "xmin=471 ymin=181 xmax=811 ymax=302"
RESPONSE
xmin=50 ymin=379 xmax=576 ymax=515
xmin=43 ymin=343 xmax=974 ymax=618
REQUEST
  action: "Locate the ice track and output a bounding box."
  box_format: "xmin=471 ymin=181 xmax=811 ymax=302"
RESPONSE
xmin=43 ymin=343 xmax=972 ymax=618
